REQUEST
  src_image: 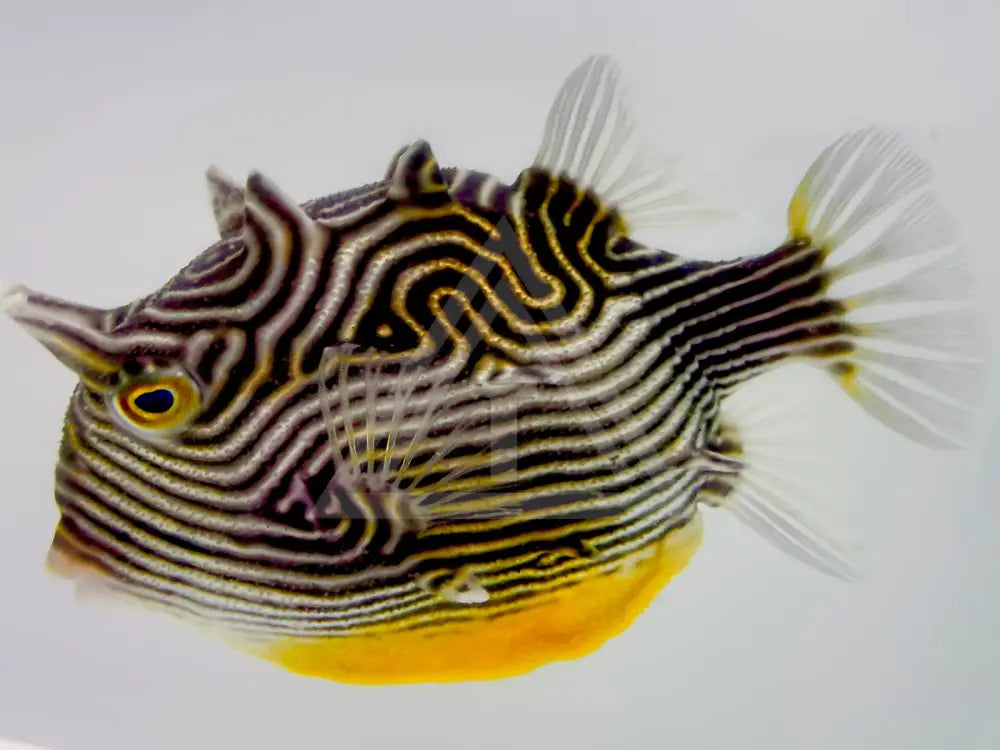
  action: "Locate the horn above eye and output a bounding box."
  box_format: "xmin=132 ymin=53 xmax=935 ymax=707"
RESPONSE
xmin=1 ymin=280 xmax=120 ymax=381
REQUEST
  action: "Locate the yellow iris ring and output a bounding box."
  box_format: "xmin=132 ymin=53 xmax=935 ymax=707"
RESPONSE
xmin=116 ymin=375 xmax=200 ymax=431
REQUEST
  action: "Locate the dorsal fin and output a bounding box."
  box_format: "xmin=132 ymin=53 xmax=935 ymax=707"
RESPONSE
xmin=533 ymin=55 xmax=731 ymax=234
xmin=205 ymin=166 xmax=246 ymax=238
xmin=385 ymin=140 xmax=450 ymax=205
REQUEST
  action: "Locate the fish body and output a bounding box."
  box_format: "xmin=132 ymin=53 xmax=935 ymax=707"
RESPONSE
xmin=1 ymin=57 xmax=984 ymax=684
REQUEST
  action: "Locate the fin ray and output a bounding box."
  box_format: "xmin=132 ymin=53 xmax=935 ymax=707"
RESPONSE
xmin=790 ymin=127 xmax=986 ymax=448
xmin=715 ymin=366 xmax=866 ymax=581
xmin=533 ymin=55 xmax=732 ymax=234
xmin=714 ymin=129 xmax=984 ymax=577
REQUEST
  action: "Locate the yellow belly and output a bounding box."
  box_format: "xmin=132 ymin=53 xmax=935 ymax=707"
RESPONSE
xmin=248 ymin=514 xmax=703 ymax=685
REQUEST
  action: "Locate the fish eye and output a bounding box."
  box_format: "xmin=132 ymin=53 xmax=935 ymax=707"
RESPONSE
xmin=108 ymin=364 xmax=202 ymax=436
xmin=132 ymin=388 xmax=176 ymax=414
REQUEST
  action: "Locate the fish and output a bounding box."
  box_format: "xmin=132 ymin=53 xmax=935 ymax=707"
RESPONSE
xmin=0 ymin=55 xmax=985 ymax=685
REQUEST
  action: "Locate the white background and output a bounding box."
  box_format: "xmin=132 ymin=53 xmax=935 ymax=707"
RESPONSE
xmin=0 ymin=0 xmax=997 ymax=748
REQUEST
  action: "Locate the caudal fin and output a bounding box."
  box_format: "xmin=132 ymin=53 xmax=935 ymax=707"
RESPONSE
xmin=714 ymin=128 xmax=985 ymax=580
xmin=788 ymin=128 xmax=985 ymax=449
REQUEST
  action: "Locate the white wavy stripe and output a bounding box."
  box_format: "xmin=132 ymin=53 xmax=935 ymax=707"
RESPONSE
xmin=58 ymin=459 xmax=421 ymax=572
xmin=56 ymin=460 xmax=703 ymax=632
xmin=155 ymin=240 xmax=262 ymax=307
xmin=476 ymin=175 xmax=503 ymax=206
xmin=82 ymin=236 xmax=768 ymax=516
xmin=337 ymin=233 xmax=578 ymax=343
xmin=170 ymin=239 xmax=246 ymax=287
xmin=59 ymin=458 xmax=698 ymax=612
xmin=74 ymin=318 xmax=683 ymax=510
xmin=68 ymin=360 xmax=715 ymax=592
xmin=66 ymin=329 xmax=714 ymax=530
xmin=13 ymin=309 xmax=184 ymax=354
xmin=310 ymin=183 xmax=387 ymax=222
xmin=107 ymin=295 xmax=646 ymax=465
xmin=141 ymin=210 xmax=314 ymax=324
xmin=71 ymin=280 xmax=729 ymax=512
xmin=287 ymin=210 xmax=407 ymax=371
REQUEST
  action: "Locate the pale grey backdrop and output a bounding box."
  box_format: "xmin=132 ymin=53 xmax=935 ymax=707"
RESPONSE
xmin=0 ymin=0 xmax=997 ymax=748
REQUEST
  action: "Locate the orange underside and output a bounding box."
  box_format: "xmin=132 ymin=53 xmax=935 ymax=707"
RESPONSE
xmin=46 ymin=516 xmax=703 ymax=685
xmin=245 ymin=515 xmax=704 ymax=685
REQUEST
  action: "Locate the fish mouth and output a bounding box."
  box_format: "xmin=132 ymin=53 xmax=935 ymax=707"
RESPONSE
xmin=44 ymin=529 xmax=128 ymax=607
xmin=45 ymin=534 xmax=101 ymax=581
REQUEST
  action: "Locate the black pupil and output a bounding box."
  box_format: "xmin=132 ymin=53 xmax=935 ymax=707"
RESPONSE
xmin=134 ymin=389 xmax=176 ymax=414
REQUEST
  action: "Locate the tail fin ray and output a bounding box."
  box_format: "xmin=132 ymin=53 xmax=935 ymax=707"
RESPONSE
xmin=716 ymin=128 xmax=985 ymax=578
xmin=792 ymin=127 xmax=985 ymax=449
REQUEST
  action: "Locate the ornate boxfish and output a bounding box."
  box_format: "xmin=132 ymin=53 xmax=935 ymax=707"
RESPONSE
xmin=0 ymin=56 xmax=984 ymax=684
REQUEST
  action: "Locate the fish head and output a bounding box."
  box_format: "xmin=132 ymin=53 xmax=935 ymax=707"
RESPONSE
xmin=0 ymin=263 xmax=253 ymax=440
xmin=0 ymin=274 xmax=251 ymax=588
xmin=0 ymin=170 xmax=336 ymax=611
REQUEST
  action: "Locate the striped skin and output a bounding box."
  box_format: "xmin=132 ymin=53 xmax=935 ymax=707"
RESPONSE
xmin=33 ymin=141 xmax=852 ymax=683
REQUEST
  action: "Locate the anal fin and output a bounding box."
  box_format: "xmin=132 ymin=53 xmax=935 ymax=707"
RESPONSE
xmin=710 ymin=365 xmax=866 ymax=581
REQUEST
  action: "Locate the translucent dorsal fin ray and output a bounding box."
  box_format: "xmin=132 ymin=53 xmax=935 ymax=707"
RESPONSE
xmin=386 ymin=140 xmax=450 ymax=204
xmin=205 ymin=166 xmax=246 ymax=238
xmin=533 ymin=55 xmax=732 ymax=234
